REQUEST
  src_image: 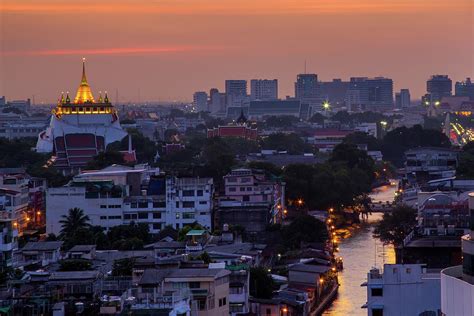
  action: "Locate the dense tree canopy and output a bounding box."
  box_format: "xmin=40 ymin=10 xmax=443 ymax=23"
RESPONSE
xmin=250 ymin=267 xmax=275 ymax=299
xmin=281 ymin=215 xmax=328 ymax=249
xmin=373 ymin=206 xmax=417 ymax=246
xmin=456 ymin=141 xmax=474 ymax=178
xmin=260 ymin=133 xmax=312 ymax=154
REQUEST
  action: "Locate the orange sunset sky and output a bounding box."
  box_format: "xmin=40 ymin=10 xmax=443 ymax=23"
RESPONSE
xmin=0 ymin=0 xmax=473 ymax=103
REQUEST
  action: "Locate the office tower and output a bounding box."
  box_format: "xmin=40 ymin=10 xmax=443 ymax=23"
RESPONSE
xmin=395 ymin=89 xmax=411 ymax=108
xmin=367 ymin=77 xmax=393 ymax=107
xmin=455 ymin=78 xmax=474 ymax=101
xmin=209 ymin=88 xmax=226 ymax=114
xmin=319 ymin=79 xmax=350 ymax=106
xmin=400 ymin=89 xmax=411 ymax=107
xmin=250 ymin=79 xmax=278 ymax=100
xmin=193 ymin=91 xmax=208 ymax=112
xmin=295 ymin=74 xmax=318 ymax=100
xmin=0 ymin=96 xmax=5 ymax=106
xmin=225 ymin=80 xmax=247 ymax=107
xmin=427 ymin=75 xmax=452 ymax=102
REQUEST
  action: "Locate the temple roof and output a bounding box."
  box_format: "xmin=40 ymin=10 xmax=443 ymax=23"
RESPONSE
xmin=73 ymin=58 xmax=95 ymax=104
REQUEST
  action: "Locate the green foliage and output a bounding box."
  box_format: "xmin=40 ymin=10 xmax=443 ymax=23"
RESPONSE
xmin=59 ymin=208 xmax=90 ymax=239
xmin=343 ymin=131 xmax=381 ymax=151
xmin=332 ymin=111 xmax=394 ymax=125
xmin=86 ymin=151 xmax=125 ymax=170
xmin=178 ymin=222 xmax=204 ymax=241
xmin=281 ymin=215 xmax=328 ymax=249
xmin=246 ymin=161 xmax=283 ymax=177
xmin=264 ymin=116 xmax=299 ymax=128
xmin=155 ymin=225 xmax=178 ymax=241
xmin=199 ymin=138 xmax=236 ymax=180
xmin=381 ymin=125 xmax=451 ymax=166
xmin=194 ymin=251 xmax=212 ymax=264
xmin=309 ymin=113 xmax=326 ymax=124
xmin=250 ymin=267 xmax=275 ymax=299
xmin=261 ymin=133 xmax=312 ymax=154
xmin=112 ymin=237 xmax=144 ymax=250
xmin=373 ymin=206 xmax=417 ymax=246
xmin=457 ymin=141 xmax=474 ymax=178
xmin=59 ymin=259 xmax=92 ymax=271
xmin=112 ymin=258 xmax=135 ymax=276
xmin=117 ymin=129 xmax=158 ymax=163
xmin=108 ymin=223 xmax=151 ymax=246
xmin=62 ymin=226 xmax=108 ymax=250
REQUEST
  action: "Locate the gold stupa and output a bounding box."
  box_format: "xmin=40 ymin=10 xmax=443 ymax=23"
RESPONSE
xmin=73 ymin=58 xmax=95 ymax=104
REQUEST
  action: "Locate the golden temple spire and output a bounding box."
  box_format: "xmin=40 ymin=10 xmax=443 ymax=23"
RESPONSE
xmin=98 ymin=91 xmax=103 ymax=103
xmin=73 ymin=58 xmax=95 ymax=104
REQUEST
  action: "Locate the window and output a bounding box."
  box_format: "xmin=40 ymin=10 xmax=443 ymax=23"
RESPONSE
xmin=100 ymin=216 xmax=107 ymax=220
xmin=406 ymin=268 xmax=411 ymax=274
xmin=243 ymin=196 xmax=249 ymax=202
xmin=176 ymin=213 xmax=181 ymax=219
xmin=108 ymin=215 xmax=121 ymax=220
xmin=246 ymin=187 xmax=252 ymax=191
xmin=153 ymin=212 xmax=161 ymax=219
xmin=199 ymin=201 xmax=207 ymax=205
xmin=183 ymin=201 xmax=195 ymax=208
xmin=138 ymin=212 xmax=148 ymax=219
xmin=189 ymin=282 xmax=200 ymax=288
xmin=131 ymin=202 xmax=138 ymax=208
xmin=222 ymin=297 xmax=226 ymax=306
xmin=371 ymin=288 xmax=383 ymax=297
xmin=153 ymin=223 xmax=161 ymax=230
xmin=183 ymin=212 xmax=195 ymax=219
xmin=100 ymin=205 xmax=107 ymax=209
xmin=124 ymin=214 xmax=131 ymax=220
xmin=176 ymin=201 xmax=180 ymax=208
xmin=138 ymin=201 xmax=148 ymax=208
xmin=197 ymin=190 xmax=203 ymax=196
xmin=153 ymin=201 xmax=166 ymax=208
xmin=372 ymin=308 xmax=383 ymax=316
xmin=227 ymin=178 xmax=237 ymax=183
xmin=240 ymin=177 xmax=251 ymax=183
xmin=240 ymin=187 xmax=246 ymax=192
xmin=182 ymin=190 xmax=195 ymax=197
xmin=229 ymin=187 xmax=236 ymax=192
xmin=175 ymin=223 xmax=180 ymax=230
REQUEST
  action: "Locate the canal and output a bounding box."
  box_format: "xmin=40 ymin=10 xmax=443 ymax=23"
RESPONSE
xmin=323 ymin=183 xmax=397 ymax=316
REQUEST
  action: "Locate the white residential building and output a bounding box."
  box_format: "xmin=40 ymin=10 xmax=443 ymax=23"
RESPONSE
xmin=440 ymin=192 xmax=474 ymax=316
xmin=46 ymin=165 xmax=214 ymax=236
xmin=364 ymin=264 xmax=441 ymax=316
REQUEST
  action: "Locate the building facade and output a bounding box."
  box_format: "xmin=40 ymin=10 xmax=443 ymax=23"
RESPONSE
xmin=193 ymin=91 xmax=209 ymax=112
xmin=36 ymin=60 xmax=128 ymax=170
xmin=250 ymin=79 xmax=278 ymax=101
xmin=455 ymin=77 xmax=474 ymax=101
xmin=46 ymin=166 xmax=214 ymax=236
xmin=364 ymin=264 xmax=441 ymax=316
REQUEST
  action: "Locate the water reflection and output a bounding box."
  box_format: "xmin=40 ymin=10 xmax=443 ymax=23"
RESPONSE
xmin=323 ymin=183 xmax=397 ymax=316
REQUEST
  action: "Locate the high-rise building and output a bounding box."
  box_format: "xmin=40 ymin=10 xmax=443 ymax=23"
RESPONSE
xmin=209 ymin=88 xmax=226 ymax=114
xmin=348 ymin=77 xmax=393 ymax=108
xmin=250 ymin=79 xmax=278 ymax=100
xmin=395 ymin=89 xmax=411 ymax=108
xmin=225 ymin=80 xmax=248 ymax=107
xmin=295 ymin=74 xmax=318 ymax=100
xmin=455 ymin=77 xmax=474 ymax=101
xmin=0 ymin=96 xmax=5 ymax=107
xmin=319 ymin=79 xmax=350 ymax=106
xmin=193 ymin=91 xmax=208 ymax=112
xmin=367 ymin=77 xmax=393 ymax=108
xmin=426 ymin=75 xmax=452 ymax=102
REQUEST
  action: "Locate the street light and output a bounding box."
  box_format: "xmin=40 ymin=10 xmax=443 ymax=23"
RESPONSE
xmin=322 ymin=101 xmax=331 ymax=111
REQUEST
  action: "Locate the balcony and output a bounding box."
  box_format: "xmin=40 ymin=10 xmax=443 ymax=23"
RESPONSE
xmin=190 ymin=288 xmax=209 ymax=297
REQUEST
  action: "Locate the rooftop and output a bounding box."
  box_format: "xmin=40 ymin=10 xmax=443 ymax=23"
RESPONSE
xmin=22 ymin=241 xmax=63 ymax=251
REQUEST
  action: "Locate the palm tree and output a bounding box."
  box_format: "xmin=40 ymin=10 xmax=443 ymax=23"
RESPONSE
xmin=59 ymin=208 xmax=90 ymax=237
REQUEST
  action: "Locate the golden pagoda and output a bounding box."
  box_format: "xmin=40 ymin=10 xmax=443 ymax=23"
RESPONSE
xmin=73 ymin=58 xmax=95 ymax=104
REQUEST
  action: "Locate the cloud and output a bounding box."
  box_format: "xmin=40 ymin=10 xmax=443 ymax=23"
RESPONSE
xmin=3 ymin=46 xmax=225 ymax=57
xmin=1 ymin=0 xmax=468 ymax=16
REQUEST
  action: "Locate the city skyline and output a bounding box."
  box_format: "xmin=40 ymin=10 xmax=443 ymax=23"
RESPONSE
xmin=1 ymin=0 xmax=473 ymax=103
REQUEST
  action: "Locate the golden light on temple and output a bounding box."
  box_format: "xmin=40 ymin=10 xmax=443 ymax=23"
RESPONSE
xmin=73 ymin=58 xmax=95 ymax=104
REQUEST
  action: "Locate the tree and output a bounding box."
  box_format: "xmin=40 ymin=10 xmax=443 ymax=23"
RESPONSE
xmin=86 ymin=150 xmax=125 ymax=170
xmin=112 ymin=258 xmax=135 ymax=276
xmin=261 ymin=133 xmax=312 ymax=154
xmin=59 ymin=259 xmax=92 ymax=271
xmin=59 ymin=208 xmax=90 ymax=238
xmin=457 ymin=141 xmax=474 ymax=178
xmin=282 ymin=215 xmax=328 ymax=249
xmin=250 ymin=267 xmax=275 ymax=299
xmin=178 ymin=222 xmax=204 ymax=241
xmin=373 ymin=206 xmax=417 ymax=246
xmin=309 ymin=113 xmax=326 ymax=124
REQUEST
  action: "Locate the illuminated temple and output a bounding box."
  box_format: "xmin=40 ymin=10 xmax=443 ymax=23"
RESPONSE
xmin=36 ymin=59 xmax=128 ymax=170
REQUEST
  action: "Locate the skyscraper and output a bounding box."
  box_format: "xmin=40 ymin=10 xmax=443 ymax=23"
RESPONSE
xmin=193 ymin=91 xmax=208 ymax=112
xmin=319 ymin=79 xmax=350 ymax=106
xmin=367 ymin=77 xmax=393 ymax=108
xmin=426 ymin=75 xmax=452 ymax=102
xmin=294 ymin=74 xmax=318 ymax=100
xmin=395 ymin=89 xmax=411 ymax=108
xmin=225 ymin=80 xmax=248 ymax=107
xmin=250 ymin=79 xmax=278 ymax=100
xmin=455 ymin=78 xmax=474 ymax=101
